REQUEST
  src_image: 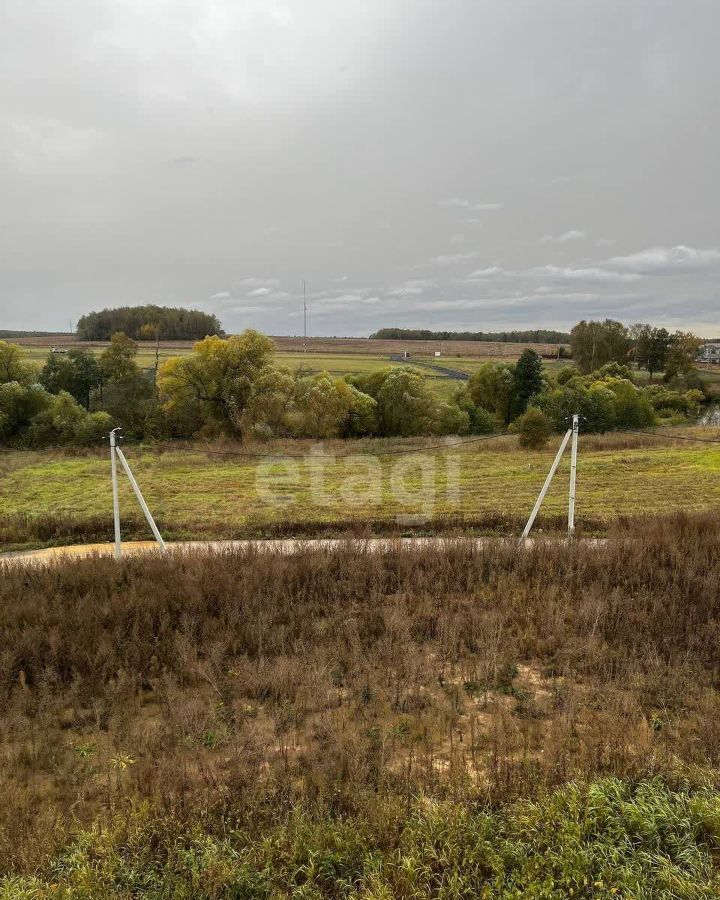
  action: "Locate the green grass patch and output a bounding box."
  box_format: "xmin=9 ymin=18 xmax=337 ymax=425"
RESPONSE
xmin=4 ymin=778 xmax=720 ymax=898
xmin=1 ymin=438 xmax=719 ymax=548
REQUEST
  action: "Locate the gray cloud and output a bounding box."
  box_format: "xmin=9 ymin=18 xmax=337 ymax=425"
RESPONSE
xmin=0 ymin=0 xmax=719 ymax=336
xmin=542 ymin=229 xmax=588 ymax=244
xmin=439 ymin=198 xmax=503 ymax=211
xmin=608 ymin=245 xmax=720 ymax=275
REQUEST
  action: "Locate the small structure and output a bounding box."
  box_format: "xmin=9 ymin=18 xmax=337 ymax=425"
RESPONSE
xmin=698 ymin=343 xmax=720 ymax=364
xmin=434 ymin=350 xmax=441 ymax=358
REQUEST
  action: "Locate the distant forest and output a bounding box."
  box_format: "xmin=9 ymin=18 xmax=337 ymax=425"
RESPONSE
xmin=77 ymin=305 xmax=223 ymax=341
xmin=0 ymin=330 xmax=62 ymax=338
xmin=370 ymin=328 xmax=571 ymax=344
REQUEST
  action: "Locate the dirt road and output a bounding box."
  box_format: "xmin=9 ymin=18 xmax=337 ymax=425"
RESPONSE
xmin=0 ymin=535 xmax=602 ymax=566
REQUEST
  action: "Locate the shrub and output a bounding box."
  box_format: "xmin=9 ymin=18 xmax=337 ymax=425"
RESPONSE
xmin=515 ymin=407 xmax=552 ymax=449
xmin=556 ymin=365 xmax=578 ymax=385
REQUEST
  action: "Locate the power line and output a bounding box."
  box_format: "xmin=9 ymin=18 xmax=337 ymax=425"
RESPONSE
xmin=628 ymin=429 xmax=720 ymax=445
xmin=1 ymin=425 xmax=719 ymax=460
xmin=149 ymin=431 xmax=512 ymax=460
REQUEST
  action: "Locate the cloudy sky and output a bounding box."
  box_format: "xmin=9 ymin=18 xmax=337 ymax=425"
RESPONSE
xmin=1 ymin=0 xmax=718 ymax=336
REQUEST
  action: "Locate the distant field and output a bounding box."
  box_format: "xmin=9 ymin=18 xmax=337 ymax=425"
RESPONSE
xmin=16 ymin=336 xmax=569 ymax=401
xmin=271 ymin=334 xmax=567 ymax=358
xmin=16 ymin=332 xmax=566 ymax=358
xmin=1 ymin=428 xmax=718 ymax=550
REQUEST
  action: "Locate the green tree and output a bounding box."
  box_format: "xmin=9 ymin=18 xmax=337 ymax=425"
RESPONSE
xmin=158 ymin=331 xmax=275 ymax=437
xmin=240 ymin=366 xmax=298 ymax=440
xmin=434 ymin=400 xmax=471 ymax=435
xmin=683 ymin=388 xmax=704 ymax=416
xmin=338 ymin=383 xmax=378 ymax=437
xmin=586 ymin=382 xmax=617 ymax=432
xmin=556 ymin=365 xmax=578 ymax=385
xmin=0 ymin=382 xmax=53 ymax=443
xmin=453 ymin=386 xmax=495 ymax=434
xmin=40 ymin=349 xmax=101 ymax=409
xmin=349 ymin=365 xmax=465 ymax=436
xmin=0 ymin=340 xmax=33 ymax=385
xmin=98 ymin=332 xmax=153 ymax=435
xmin=468 ymin=362 xmax=515 ymax=424
xmin=664 ymin=331 xmax=701 ymax=381
xmin=605 ymin=378 xmax=655 ymax=428
xmin=571 ymin=320 xmax=628 ymax=374
xmin=100 ymin=332 xmax=141 ymax=383
xmin=27 ymin=391 xmax=86 ymax=446
xmin=375 ymin=368 xmax=439 ymax=436
xmin=511 ymin=349 xmax=544 ymax=418
xmin=515 ymin=408 xmax=552 ymax=449
xmin=633 ymin=325 xmax=672 ymax=381
xmin=77 ymin=305 xmax=221 ymax=341
xmin=293 ymin=372 xmax=352 ymax=438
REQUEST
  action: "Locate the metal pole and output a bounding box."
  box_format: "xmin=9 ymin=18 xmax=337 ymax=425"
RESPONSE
xmin=568 ymin=414 xmax=580 ymax=535
xmin=303 ymin=280 xmax=307 ymax=352
xmin=110 ymin=428 xmax=122 ymax=559
xmin=114 ymin=446 xmax=166 ymax=551
xmin=520 ymin=428 xmax=572 ymax=539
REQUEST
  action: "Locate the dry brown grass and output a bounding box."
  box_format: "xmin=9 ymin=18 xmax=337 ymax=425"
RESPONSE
xmin=270 ymin=335 xmax=564 ymax=358
xmin=14 ymin=332 xmax=563 ymax=359
xmin=1 ymin=512 xmax=720 ymax=872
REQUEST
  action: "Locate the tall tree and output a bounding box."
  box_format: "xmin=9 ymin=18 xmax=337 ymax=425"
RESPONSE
xmin=468 ymin=362 xmax=515 ymax=424
xmin=40 ymin=349 xmax=101 ymax=409
xmin=664 ymin=331 xmax=701 ymax=381
xmin=158 ymin=330 xmax=275 ymax=436
xmin=0 ymin=341 xmax=33 ymax=385
xmin=570 ymin=320 xmax=629 ymax=374
xmin=511 ymin=349 xmax=544 ymax=418
xmin=634 ymin=326 xmax=671 ymax=381
xmin=98 ymin=333 xmax=153 ymax=434
xmin=100 ymin=332 xmax=142 ymax=383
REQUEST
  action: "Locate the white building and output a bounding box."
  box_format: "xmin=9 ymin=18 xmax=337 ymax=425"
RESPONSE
xmin=698 ymin=343 xmax=720 ymax=363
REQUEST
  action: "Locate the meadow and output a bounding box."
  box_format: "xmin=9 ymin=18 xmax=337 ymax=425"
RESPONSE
xmin=0 ymin=428 xmax=719 ymax=551
xmin=3 ymin=513 xmax=720 ymax=895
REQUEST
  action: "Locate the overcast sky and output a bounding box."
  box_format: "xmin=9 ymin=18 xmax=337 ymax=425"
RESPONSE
xmin=1 ymin=0 xmax=718 ymax=337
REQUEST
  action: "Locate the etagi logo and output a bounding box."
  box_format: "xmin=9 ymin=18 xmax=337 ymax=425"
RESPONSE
xmin=255 ymin=442 xmax=461 ymax=524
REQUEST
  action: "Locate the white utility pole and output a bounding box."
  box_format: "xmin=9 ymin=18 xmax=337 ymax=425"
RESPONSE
xmin=109 ymin=428 xmax=166 ymax=557
xmin=568 ymin=413 xmax=580 ymax=535
xmin=520 ymin=427 xmax=573 ymax=540
xmin=115 ymin=446 xmax=166 ymax=551
xmin=110 ymin=428 xmax=122 ymax=560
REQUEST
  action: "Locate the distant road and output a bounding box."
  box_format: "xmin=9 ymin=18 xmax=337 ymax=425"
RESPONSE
xmin=389 ymin=354 xmax=469 ymax=381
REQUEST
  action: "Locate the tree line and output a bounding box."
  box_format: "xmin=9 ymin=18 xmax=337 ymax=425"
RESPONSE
xmin=0 ymin=318 xmax=713 ymax=449
xmin=76 ymin=305 xmax=222 ymax=341
xmin=370 ymin=327 xmax=571 ymax=344
xmin=570 ymin=319 xmax=702 ymax=379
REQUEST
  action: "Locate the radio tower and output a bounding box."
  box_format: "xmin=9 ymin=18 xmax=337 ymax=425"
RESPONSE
xmin=303 ymin=280 xmax=307 ymax=352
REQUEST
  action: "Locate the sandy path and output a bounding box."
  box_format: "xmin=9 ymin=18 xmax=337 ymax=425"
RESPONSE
xmin=0 ymin=535 xmax=604 ymax=566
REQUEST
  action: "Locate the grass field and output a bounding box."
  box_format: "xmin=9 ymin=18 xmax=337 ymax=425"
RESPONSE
xmin=1 ymin=428 xmax=718 ymax=550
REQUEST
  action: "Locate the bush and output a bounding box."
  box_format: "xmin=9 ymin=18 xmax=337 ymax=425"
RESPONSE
xmin=515 ymin=407 xmax=552 ymax=449
xmin=556 ymin=365 xmax=578 ymax=385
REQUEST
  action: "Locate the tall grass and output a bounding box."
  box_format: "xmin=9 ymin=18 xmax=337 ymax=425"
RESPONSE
xmin=2 ymin=512 xmax=720 ymax=890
